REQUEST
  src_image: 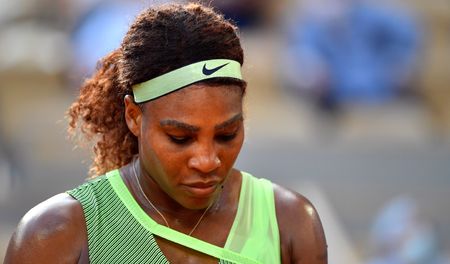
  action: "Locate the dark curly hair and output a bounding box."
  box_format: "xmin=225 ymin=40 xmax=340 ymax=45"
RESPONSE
xmin=67 ymin=3 xmax=246 ymax=177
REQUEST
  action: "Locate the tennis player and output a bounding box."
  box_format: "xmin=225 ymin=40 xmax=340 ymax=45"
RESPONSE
xmin=4 ymin=3 xmax=327 ymax=263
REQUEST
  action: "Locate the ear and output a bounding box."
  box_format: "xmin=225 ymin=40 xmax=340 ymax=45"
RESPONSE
xmin=124 ymin=95 xmax=142 ymax=137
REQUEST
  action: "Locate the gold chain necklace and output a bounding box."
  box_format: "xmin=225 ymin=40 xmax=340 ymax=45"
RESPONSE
xmin=131 ymin=157 xmax=218 ymax=236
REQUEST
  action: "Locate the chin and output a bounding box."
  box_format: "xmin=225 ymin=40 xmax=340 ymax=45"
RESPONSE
xmin=181 ymin=190 xmax=221 ymax=210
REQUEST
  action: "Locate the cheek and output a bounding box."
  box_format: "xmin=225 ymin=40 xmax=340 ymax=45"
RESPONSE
xmin=148 ymin=140 xmax=189 ymax=176
xmin=219 ymin=133 xmax=245 ymax=165
xmin=139 ymin=133 xmax=171 ymax=172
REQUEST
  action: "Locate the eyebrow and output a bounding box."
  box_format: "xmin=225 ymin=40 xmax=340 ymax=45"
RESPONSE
xmin=214 ymin=113 xmax=243 ymax=130
xmin=160 ymin=113 xmax=243 ymax=132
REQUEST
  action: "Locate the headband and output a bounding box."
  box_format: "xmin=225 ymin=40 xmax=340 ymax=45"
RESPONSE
xmin=132 ymin=59 xmax=243 ymax=103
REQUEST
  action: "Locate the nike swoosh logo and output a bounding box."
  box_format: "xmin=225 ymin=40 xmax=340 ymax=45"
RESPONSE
xmin=202 ymin=63 xmax=229 ymax=76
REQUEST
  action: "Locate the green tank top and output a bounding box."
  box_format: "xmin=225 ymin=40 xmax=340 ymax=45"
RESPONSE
xmin=67 ymin=170 xmax=280 ymax=264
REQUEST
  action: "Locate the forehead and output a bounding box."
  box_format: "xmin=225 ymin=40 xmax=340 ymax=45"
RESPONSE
xmin=142 ymin=83 xmax=243 ymax=122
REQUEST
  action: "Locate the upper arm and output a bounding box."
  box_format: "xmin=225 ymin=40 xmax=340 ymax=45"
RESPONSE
xmin=274 ymin=184 xmax=327 ymax=264
xmin=4 ymin=193 xmax=87 ymax=264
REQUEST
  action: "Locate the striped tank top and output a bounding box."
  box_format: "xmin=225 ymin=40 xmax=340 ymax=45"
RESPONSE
xmin=67 ymin=170 xmax=280 ymax=263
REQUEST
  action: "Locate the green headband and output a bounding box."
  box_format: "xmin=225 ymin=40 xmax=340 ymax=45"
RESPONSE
xmin=132 ymin=59 xmax=243 ymax=103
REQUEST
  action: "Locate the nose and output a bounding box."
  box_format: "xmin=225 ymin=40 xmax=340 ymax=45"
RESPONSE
xmin=188 ymin=145 xmax=221 ymax=173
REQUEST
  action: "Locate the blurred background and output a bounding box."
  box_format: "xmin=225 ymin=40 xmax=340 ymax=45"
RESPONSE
xmin=0 ymin=0 xmax=449 ymax=263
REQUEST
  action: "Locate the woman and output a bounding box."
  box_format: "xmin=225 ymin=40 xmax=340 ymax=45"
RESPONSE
xmin=4 ymin=3 xmax=327 ymax=263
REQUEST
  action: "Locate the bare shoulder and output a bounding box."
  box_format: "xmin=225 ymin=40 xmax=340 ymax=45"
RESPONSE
xmin=4 ymin=193 xmax=87 ymax=264
xmin=273 ymin=183 xmax=328 ymax=264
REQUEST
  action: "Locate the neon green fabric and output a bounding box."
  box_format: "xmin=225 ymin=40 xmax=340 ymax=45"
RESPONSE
xmin=67 ymin=169 xmax=280 ymax=263
xmin=223 ymin=172 xmax=280 ymax=261
xmin=132 ymin=59 xmax=243 ymax=103
xmin=67 ymin=175 xmax=169 ymax=263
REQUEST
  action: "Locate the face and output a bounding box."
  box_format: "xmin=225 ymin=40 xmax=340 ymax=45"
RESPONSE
xmin=127 ymin=84 xmax=244 ymax=210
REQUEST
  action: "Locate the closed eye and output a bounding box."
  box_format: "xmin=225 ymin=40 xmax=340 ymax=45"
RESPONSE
xmin=168 ymin=135 xmax=192 ymax=145
xmin=216 ymin=133 xmax=237 ymax=142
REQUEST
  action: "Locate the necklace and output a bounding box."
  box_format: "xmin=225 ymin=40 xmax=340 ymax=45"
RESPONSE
xmin=131 ymin=157 xmax=219 ymax=236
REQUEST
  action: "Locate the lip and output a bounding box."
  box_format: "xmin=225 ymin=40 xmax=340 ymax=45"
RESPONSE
xmin=181 ymin=182 xmax=219 ymax=198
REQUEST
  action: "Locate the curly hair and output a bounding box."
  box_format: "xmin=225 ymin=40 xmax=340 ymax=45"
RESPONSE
xmin=67 ymin=3 xmax=246 ymax=177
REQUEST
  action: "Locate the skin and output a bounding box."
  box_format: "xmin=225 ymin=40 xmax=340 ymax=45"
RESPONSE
xmin=4 ymin=84 xmax=327 ymax=264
